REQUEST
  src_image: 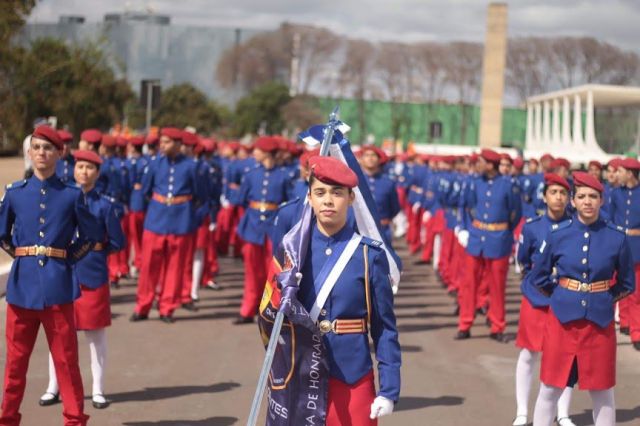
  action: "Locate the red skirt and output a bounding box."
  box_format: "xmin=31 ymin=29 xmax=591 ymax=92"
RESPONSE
xmin=515 ymin=298 xmax=549 ymax=352
xmin=74 ymin=284 xmax=112 ymax=330
xmin=326 ymin=371 xmax=377 ymax=426
xmin=540 ymin=314 xmax=616 ymax=390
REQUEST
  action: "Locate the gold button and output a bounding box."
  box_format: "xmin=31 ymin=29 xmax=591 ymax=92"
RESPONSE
xmin=39 ymin=231 xmax=44 ymax=238
xmin=39 ymin=218 xmax=45 ymax=224
xmin=320 ymin=309 xmax=327 ymax=316
xmin=318 ymin=320 xmax=332 ymax=334
xmin=38 ymin=259 xmax=44 ymax=267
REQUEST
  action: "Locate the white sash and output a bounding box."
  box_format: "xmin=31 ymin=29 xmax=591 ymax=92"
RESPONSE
xmin=309 ymin=233 xmax=363 ymax=322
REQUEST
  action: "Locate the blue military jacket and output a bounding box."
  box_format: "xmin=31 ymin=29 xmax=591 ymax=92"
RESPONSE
xmin=297 ymin=223 xmax=401 ymax=401
xmin=517 ymin=213 xmax=568 ymax=308
xmin=55 ymin=155 xmax=75 ymax=184
xmin=127 ymin=155 xmax=148 ymax=213
xmin=363 ymin=171 xmax=400 ymax=223
xmin=234 ymin=164 xmax=290 ymax=245
xmin=610 ymin=184 xmax=640 ymax=263
xmin=462 ymin=174 xmax=522 ymax=259
xmin=530 ymin=217 xmax=635 ymax=328
xmin=74 ymin=189 xmax=125 ymax=287
xmin=0 ymin=175 xmax=100 ymax=309
xmin=141 ymin=153 xmax=205 ymax=236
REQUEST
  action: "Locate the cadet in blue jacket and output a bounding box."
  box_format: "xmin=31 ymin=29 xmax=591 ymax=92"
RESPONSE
xmin=40 ymin=149 xmax=125 ymax=410
xmin=530 ymin=172 xmax=635 ymax=426
xmin=299 ymin=156 xmax=400 ymax=425
xmin=55 ymin=130 xmax=75 ymax=184
xmin=512 ymin=173 xmax=575 ymax=426
xmin=0 ymin=125 xmax=99 ymax=426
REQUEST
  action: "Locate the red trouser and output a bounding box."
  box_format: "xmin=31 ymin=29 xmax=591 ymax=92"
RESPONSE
xmin=239 ymin=239 xmax=272 ymax=318
xmin=407 ymin=208 xmax=423 ymax=253
xmin=118 ymin=214 xmax=130 ymax=276
xmin=438 ymin=228 xmax=454 ymax=286
xmin=447 ymin=239 xmax=466 ymax=293
xmin=1 ymin=304 xmax=88 ymax=426
xmin=458 ymin=254 xmax=509 ymax=333
xmin=214 ymin=206 xmax=233 ymax=256
xmin=326 ymin=371 xmax=377 ymax=426
xmin=229 ymin=206 xmax=244 ymax=258
xmin=628 ymin=264 xmax=640 ymax=342
xmin=135 ymin=230 xmax=191 ymax=316
xmin=421 ymin=210 xmax=445 ymax=263
xmin=181 ymin=231 xmax=197 ymax=304
xmin=128 ymin=211 xmax=145 ymax=270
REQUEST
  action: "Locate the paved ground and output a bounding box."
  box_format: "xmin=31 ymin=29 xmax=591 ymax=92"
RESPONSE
xmin=0 ymin=156 xmax=638 ymax=425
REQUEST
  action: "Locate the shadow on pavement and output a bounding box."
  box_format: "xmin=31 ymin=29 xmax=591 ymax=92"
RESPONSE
xmin=569 ymin=405 xmax=640 ymax=424
xmin=109 ymin=382 xmax=241 ymax=403
xmin=395 ymin=395 xmax=464 ymax=412
xmin=123 ymin=416 xmax=238 ymax=426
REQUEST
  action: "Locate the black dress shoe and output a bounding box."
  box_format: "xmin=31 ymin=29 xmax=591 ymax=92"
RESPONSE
xmin=476 ymin=306 xmax=488 ymax=316
xmin=159 ymin=315 xmax=175 ymax=324
xmin=454 ymin=330 xmax=471 ymax=340
xmin=453 ymin=305 xmax=460 ymax=316
xmin=129 ymin=312 xmax=148 ymax=322
xmin=182 ymin=302 xmax=199 ymax=312
xmin=233 ymin=316 xmax=254 ymax=325
xmin=620 ymin=326 xmax=630 ymax=335
xmin=633 ymin=341 xmax=640 ymax=351
xmin=110 ymin=281 xmax=120 ymax=289
xmin=490 ymin=332 xmax=509 ymax=343
xmin=38 ymin=392 xmax=60 ymax=406
xmin=91 ymin=395 xmax=110 ymax=409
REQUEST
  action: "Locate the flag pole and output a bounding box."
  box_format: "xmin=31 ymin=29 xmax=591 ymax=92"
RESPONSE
xmin=246 ymin=106 xmax=340 ymax=426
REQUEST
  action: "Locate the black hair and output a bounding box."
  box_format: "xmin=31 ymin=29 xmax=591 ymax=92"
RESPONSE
xmin=542 ymin=183 xmax=569 ymax=196
xmin=308 ymin=174 xmax=353 ymax=193
xmin=571 ymin=184 xmax=602 ymax=199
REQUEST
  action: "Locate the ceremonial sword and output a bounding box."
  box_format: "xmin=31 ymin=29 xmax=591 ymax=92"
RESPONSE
xmin=246 ymin=106 xmax=341 ymax=426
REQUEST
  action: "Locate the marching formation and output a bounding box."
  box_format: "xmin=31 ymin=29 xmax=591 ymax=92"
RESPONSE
xmin=0 ymin=120 xmax=638 ymax=426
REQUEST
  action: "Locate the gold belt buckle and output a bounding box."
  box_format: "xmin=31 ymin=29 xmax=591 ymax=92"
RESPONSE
xmin=259 ymin=203 xmax=266 ymax=212
xmin=36 ymin=245 xmax=47 ymax=256
xmin=166 ymin=196 xmax=173 ymax=206
xmin=580 ymin=282 xmax=590 ymax=292
xmin=318 ymin=320 xmax=333 ymax=335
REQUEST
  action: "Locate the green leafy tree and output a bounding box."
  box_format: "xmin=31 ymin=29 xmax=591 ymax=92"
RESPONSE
xmin=153 ymin=83 xmax=228 ymax=133
xmin=233 ymin=82 xmax=291 ymax=136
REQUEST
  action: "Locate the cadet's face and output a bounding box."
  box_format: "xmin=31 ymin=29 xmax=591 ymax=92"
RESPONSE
xmin=499 ymin=160 xmax=511 ymax=175
xmin=606 ymin=166 xmax=617 ymax=185
xmin=615 ymin=166 xmax=630 ymax=186
xmin=74 ymin=160 xmax=99 ymax=188
xmin=180 ymin=144 xmax=193 ymax=156
xmin=476 ymin=157 xmax=488 ymax=174
xmin=253 ymin=148 xmax=266 ymax=162
xmin=555 ymin=166 xmax=569 ymax=179
xmin=588 ymin=165 xmax=601 ymax=180
xmin=237 ymin=149 xmax=248 ymax=160
xmin=543 ymin=184 xmax=569 ymax=214
xmin=308 ymin=180 xmax=354 ymax=231
xmin=29 ymin=137 xmax=60 ymax=171
xmin=78 ymin=140 xmax=94 ymax=151
xmin=361 ymin=151 xmax=380 ymax=170
xmin=572 ymin=186 xmax=603 ymax=223
xmin=160 ymin=136 xmax=179 ymax=156
xmin=527 ymin=162 xmax=538 ymax=174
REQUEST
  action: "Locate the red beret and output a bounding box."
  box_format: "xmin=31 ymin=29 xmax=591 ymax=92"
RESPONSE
xmin=238 ymin=143 xmax=253 ymax=152
xmin=572 ymin=171 xmax=604 ymax=193
xmin=288 ymin=141 xmax=301 ymax=156
xmin=607 ymin=158 xmax=621 ymax=169
xmin=540 ymin=153 xmax=554 ymax=162
xmin=199 ymin=138 xmax=216 ymax=153
xmin=551 ymin=158 xmax=570 ymax=170
xmin=32 ymin=125 xmax=63 ymax=150
xmin=480 ymin=149 xmax=501 ymax=163
xmin=73 ymin=149 xmax=103 ymax=166
xmin=309 ymin=156 xmax=358 ymax=188
xmin=145 ymin=133 xmax=159 ymax=145
xmin=513 ymin=158 xmax=524 ymax=169
xmin=528 ymin=158 xmax=539 ymax=165
xmin=588 ymin=160 xmax=602 ymax=170
xmin=500 ymin=153 xmax=513 ymax=163
xmin=255 ymin=136 xmax=279 ymax=153
xmin=130 ymin=136 xmax=145 ymax=146
xmin=619 ymin=157 xmax=640 ymax=171
xmin=116 ymin=136 xmax=128 ymax=148
xmin=441 ymin=155 xmax=457 ymax=165
xmin=360 ymin=145 xmax=388 ymax=164
xmin=182 ymin=131 xmax=199 ymax=147
xmin=57 ymin=130 xmax=73 ymax=143
xmin=543 ymin=173 xmax=570 ymax=191
xmin=226 ymin=142 xmax=240 ymax=152
xmin=469 ymin=153 xmax=479 ymax=164
xmin=80 ymin=129 xmax=102 ymax=144
xmin=101 ymin=134 xmax=116 ymax=148
xmin=161 ymin=127 xmax=183 ymax=142
xmin=300 ymin=148 xmax=320 ymax=168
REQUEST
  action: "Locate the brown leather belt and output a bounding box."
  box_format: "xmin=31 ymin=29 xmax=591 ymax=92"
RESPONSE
xmin=410 ymin=185 xmax=424 ymax=194
xmin=627 ymin=228 xmax=640 ymax=237
xmin=93 ymin=242 xmax=104 ymax=251
xmin=152 ymin=193 xmax=192 ymax=205
xmin=15 ymin=245 xmax=67 ymax=259
xmin=318 ymin=318 xmax=367 ymax=335
xmin=249 ymin=201 xmax=278 ymax=212
xmin=558 ymin=277 xmax=610 ymax=293
xmin=228 ymin=183 xmax=240 ymax=190
xmin=380 ymin=219 xmax=391 ymax=226
xmin=472 ymin=219 xmax=509 ymax=231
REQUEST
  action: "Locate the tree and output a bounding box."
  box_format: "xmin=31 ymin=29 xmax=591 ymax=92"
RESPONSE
xmin=153 ymin=83 xmax=228 ymax=133
xmin=233 ymin=82 xmax=291 ymax=136
xmin=280 ymin=95 xmax=323 ymax=134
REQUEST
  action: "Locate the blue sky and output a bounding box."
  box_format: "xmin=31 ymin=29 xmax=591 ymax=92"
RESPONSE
xmin=28 ymin=0 xmax=639 ymax=52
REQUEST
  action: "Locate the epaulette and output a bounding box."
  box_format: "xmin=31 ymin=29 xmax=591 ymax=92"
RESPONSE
xmin=526 ymin=215 xmax=542 ymax=224
xmin=5 ymin=179 xmax=27 ymax=191
xmin=607 ymin=221 xmax=626 ymax=234
xmin=550 ymin=219 xmax=572 ymax=232
xmin=100 ymin=194 xmax=117 ymax=203
xmin=361 ymin=236 xmax=383 ymax=248
xmin=65 ymin=182 xmax=82 ymax=191
xmin=278 ymin=197 xmax=300 ymax=210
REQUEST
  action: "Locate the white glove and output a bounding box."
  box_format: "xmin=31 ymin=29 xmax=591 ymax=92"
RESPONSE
xmin=454 ymin=225 xmax=460 ymax=236
xmin=457 ymin=230 xmax=469 ymax=248
xmin=208 ymin=222 xmax=217 ymax=232
xmin=370 ymin=396 xmax=394 ymax=419
xmin=422 ymin=210 xmax=432 ymax=223
xmin=412 ymin=202 xmax=420 ymax=214
xmin=220 ymin=195 xmax=230 ymax=209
